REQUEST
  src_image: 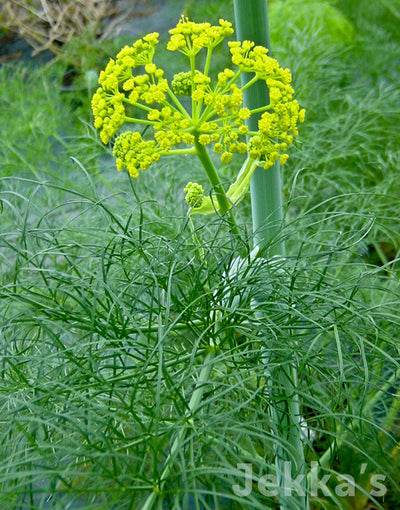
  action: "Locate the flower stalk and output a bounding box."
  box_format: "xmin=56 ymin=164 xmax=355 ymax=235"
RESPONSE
xmin=141 ymin=348 xmax=216 ymax=510
xmin=194 ymin=135 xmax=242 ymax=240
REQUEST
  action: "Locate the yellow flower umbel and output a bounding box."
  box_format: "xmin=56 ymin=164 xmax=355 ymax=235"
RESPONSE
xmin=91 ymin=16 xmax=305 ymax=202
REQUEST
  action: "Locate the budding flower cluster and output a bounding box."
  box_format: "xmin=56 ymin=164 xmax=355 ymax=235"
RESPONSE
xmin=91 ymin=16 xmax=305 ymax=178
xmin=184 ymin=182 xmax=205 ymax=208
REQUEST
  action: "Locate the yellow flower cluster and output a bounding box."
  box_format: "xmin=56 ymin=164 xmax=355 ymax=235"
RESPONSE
xmin=194 ymin=82 xmax=249 ymax=162
xmin=91 ymin=16 xmax=305 ymax=178
xmin=226 ymin=40 xmax=305 ymax=169
xmin=116 ymin=32 xmax=159 ymax=68
xmin=229 ymin=41 xmax=273 ymax=74
xmin=113 ymin=132 xmax=160 ymax=178
xmin=121 ymin=64 xmax=169 ymax=106
xmin=91 ymin=32 xmax=166 ymax=144
xmin=152 ymin=106 xmax=195 ymax=150
xmin=91 ymin=89 xmax=125 ymax=144
xmin=167 ymin=16 xmax=234 ymax=55
xmin=248 ymin=99 xmax=305 ymax=168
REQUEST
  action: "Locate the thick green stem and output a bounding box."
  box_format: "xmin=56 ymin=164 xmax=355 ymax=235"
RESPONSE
xmin=233 ymin=0 xmax=285 ymax=257
xmin=234 ymin=2 xmax=307 ymax=509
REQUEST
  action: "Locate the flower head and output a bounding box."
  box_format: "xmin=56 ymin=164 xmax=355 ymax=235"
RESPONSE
xmin=92 ymin=16 xmax=304 ymax=179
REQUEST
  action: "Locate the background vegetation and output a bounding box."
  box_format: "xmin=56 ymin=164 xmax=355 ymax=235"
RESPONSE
xmin=0 ymin=0 xmax=399 ymax=508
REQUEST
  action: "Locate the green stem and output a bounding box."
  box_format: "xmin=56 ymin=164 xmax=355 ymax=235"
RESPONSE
xmin=267 ymin=363 xmax=307 ymax=510
xmin=141 ymin=351 xmax=215 ymax=510
xmin=123 ymin=99 xmax=153 ymax=112
xmin=125 ymin=117 xmax=157 ymax=126
xmin=166 ymin=87 xmax=192 ymax=120
xmin=224 ymin=69 xmax=243 ymax=92
xmin=188 ymin=215 xmax=205 ymax=262
xmin=240 ymin=74 xmax=259 ymax=92
xmin=161 ymin=148 xmax=197 ymax=156
xmin=233 ymin=0 xmax=285 ymax=257
xmin=194 ymin=136 xmax=241 ymax=240
xmin=234 ymin=2 xmax=307 ymax=509
xmin=203 ymin=46 xmax=213 ymax=77
xmin=249 ymin=104 xmax=273 ymax=116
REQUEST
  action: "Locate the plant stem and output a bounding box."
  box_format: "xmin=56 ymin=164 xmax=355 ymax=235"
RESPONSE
xmin=203 ymin=45 xmax=213 ymax=76
xmin=125 ymin=117 xmax=157 ymax=126
xmin=233 ymin=2 xmax=308 ymax=509
xmin=188 ymin=215 xmax=205 ymax=262
xmin=161 ymin=148 xmax=197 ymax=156
xmin=268 ymin=362 xmax=308 ymax=510
xmin=166 ymin=87 xmax=193 ymax=119
xmin=141 ymin=351 xmax=215 ymax=510
xmin=233 ymin=0 xmax=285 ymax=257
xmin=194 ymin=136 xmax=242 ymax=241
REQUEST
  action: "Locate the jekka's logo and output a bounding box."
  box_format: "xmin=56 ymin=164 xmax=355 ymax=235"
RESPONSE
xmin=232 ymin=462 xmax=387 ymax=498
